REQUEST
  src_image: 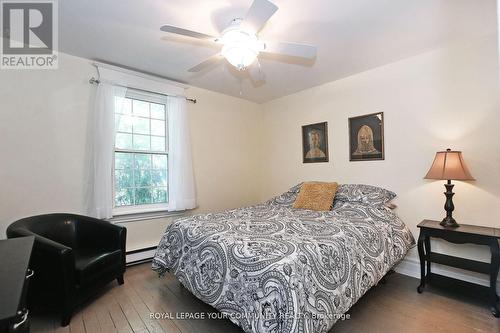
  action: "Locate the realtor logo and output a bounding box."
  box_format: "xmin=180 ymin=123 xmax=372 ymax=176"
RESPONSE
xmin=1 ymin=0 xmax=58 ymax=69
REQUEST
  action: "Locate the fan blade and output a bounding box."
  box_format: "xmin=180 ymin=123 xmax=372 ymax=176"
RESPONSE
xmin=248 ymin=61 xmax=265 ymax=83
xmin=241 ymin=0 xmax=278 ymax=33
xmin=261 ymin=41 xmax=317 ymax=59
xmin=160 ymin=25 xmax=217 ymax=41
xmin=188 ymin=54 xmax=223 ymax=72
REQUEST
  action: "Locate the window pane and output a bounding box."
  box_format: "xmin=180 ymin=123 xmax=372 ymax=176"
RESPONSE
xmin=152 ymin=187 xmax=168 ymax=204
xmin=136 ymin=170 xmax=152 ymax=187
xmin=151 ymin=136 xmax=166 ymax=151
xmin=151 ymin=170 xmax=167 ymax=186
xmin=115 ymin=97 xmax=132 ymax=115
xmin=115 ymin=188 xmax=134 ymax=207
xmin=115 ymin=152 xmax=133 ymax=169
xmin=133 ymin=117 xmax=150 ymax=135
xmin=134 ymin=153 xmax=151 ymax=169
xmin=114 ymin=95 xmax=169 ymax=210
xmin=150 ymin=103 xmax=165 ymax=120
xmin=116 ymin=133 xmax=133 ymax=149
xmin=133 ymin=134 xmax=150 ymax=150
xmin=115 ymin=169 xmax=134 ymax=189
xmin=135 ymin=188 xmax=152 ymax=205
xmin=151 ymin=119 xmax=165 ymax=136
xmin=152 ymin=155 xmax=167 ymax=169
xmin=133 ymin=100 xmax=149 ymax=117
xmin=115 ymin=115 xmax=133 ymax=133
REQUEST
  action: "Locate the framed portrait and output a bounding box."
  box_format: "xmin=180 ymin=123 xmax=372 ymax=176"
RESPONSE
xmin=349 ymin=112 xmax=384 ymax=161
xmin=302 ymin=122 xmax=329 ymax=163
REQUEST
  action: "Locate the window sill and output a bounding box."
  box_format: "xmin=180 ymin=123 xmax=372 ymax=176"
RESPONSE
xmin=109 ymin=209 xmax=188 ymax=224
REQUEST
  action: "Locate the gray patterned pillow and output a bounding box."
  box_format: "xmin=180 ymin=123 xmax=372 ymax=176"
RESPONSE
xmin=267 ymin=183 xmax=396 ymax=208
xmin=266 ymin=183 xmax=303 ymax=206
xmin=334 ymin=184 xmax=396 ymax=206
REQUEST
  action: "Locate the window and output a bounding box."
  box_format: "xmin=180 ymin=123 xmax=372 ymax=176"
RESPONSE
xmin=113 ymin=90 xmax=168 ymax=214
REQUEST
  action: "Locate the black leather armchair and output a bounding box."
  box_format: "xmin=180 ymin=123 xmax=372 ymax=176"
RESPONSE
xmin=6 ymin=213 xmax=126 ymax=326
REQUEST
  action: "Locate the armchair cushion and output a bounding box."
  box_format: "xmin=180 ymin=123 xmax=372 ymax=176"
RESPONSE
xmin=74 ymin=248 xmax=122 ymax=286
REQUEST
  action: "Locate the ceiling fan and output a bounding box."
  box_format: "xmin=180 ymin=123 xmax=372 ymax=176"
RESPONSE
xmin=160 ymin=0 xmax=317 ymax=81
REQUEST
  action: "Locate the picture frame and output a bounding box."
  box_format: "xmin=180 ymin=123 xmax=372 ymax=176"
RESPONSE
xmin=349 ymin=112 xmax=384 ymax=161
xmin=302 ymin=122 xmax=329 ymax=163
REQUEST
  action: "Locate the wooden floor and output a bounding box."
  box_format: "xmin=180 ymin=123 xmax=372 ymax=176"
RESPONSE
xmin=31 ymin=263 xmax=500 ymax=333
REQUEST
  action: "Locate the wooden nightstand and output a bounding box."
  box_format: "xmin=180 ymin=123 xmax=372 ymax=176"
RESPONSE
xmin=417 ymin=220 xmax=500 ymax=317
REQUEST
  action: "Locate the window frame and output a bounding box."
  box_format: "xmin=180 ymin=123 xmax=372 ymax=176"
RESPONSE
xmin=112 ymin=89 xmax=169 ymax=216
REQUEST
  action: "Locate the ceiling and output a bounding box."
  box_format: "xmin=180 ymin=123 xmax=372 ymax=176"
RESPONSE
xmin=59 ymin=0 xmax=497 ymax=103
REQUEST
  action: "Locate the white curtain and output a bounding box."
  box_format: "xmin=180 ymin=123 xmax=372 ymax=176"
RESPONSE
xmin=89 ymin=83 xmax=127 ymax=219
xmin=167 ymin=96 xmax=196 ymax=211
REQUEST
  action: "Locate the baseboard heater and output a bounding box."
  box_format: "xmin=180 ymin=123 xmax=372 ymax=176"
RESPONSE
xmin=126 ymin=246 xmax=157 ymax=266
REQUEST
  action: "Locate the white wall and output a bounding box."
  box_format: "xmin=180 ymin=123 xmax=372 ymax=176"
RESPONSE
xmin=0 ymin=53 xmax=263 ymax=251
xmin=0 ymin=54 xmax=93 ymax=236
xmin=260 ymin=36 xmax=500 ymax=282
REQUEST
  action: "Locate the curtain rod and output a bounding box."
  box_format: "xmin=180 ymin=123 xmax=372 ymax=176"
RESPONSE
xmin=88 ymin=77 xmax=197 ymax=104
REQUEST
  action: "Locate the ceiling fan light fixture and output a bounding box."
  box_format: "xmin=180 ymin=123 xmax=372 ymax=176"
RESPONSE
xmin=221 ymin=43 xmax=258 ymax=70
xmin=220 ymin=28 xmax=260 ymax=70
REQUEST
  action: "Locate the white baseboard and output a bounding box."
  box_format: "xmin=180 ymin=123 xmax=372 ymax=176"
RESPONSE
xmin=394 ymin=257 xmax=500 ymax=290
xmin=126 ymin=248 xmax=156 ymax=264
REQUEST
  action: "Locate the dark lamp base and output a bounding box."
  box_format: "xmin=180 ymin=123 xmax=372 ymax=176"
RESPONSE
xmin=440 ymin=216 xmax=459 ymax=228
xmin=440 ymin=180 xmax=460 ymax=228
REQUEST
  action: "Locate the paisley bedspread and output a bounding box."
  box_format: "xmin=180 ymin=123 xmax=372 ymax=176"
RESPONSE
xmin=152 ymin=187 xmax=415 ymax=333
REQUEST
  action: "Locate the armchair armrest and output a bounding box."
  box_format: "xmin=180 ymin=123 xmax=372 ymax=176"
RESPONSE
xmin=8 ymin=228 xmax=73 ymax=259
xmin=76 ymin=215 xmax=126 ymax=250
xmin=75 ymin=215 xmax=127 ymax=270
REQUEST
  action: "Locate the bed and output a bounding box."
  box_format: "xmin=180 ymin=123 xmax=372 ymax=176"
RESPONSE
xmin=152 ymin=184 xmax=415 ymax=333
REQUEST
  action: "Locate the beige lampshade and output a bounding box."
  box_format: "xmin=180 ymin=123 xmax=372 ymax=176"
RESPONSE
xmin=424 ymin=149 xmax=475 ymax=181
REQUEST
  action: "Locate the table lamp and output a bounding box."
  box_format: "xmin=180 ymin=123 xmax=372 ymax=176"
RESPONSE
xmin=424 ymin=148 xmax=475 ymax=228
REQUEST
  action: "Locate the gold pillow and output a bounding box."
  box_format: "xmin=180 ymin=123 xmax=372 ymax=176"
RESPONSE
xmin=293 ymin=182 xmax=338 ymax=211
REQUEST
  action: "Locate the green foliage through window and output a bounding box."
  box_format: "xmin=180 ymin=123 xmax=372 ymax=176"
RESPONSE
xmin=114 ymin=95 xmax=168 ymax=208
